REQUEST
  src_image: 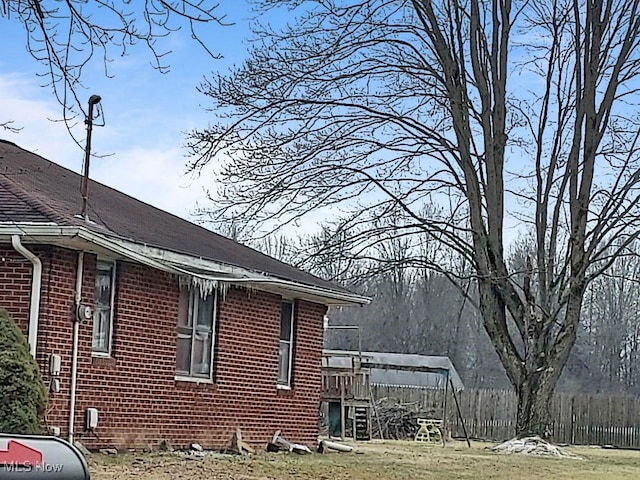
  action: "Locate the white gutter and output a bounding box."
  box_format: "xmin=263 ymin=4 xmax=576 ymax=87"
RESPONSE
xmin=1 ymin=224 xmax=370 ymax=305
xmin=11 ymin=235 xmax=42 ymax=357
xmin=77 ymin=230 xmax=369 ymax=305
xmin=238 ymin=277 xmax=369 ymax=305
xmin=68 ymin=251 xmax=84 ymax=443
xmin=102 ymin=235 xmax=371 ymax=305
xmin=75 ymin=229 xmax=199 ymax=277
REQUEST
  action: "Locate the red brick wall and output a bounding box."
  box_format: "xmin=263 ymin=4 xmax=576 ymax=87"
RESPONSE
xmin=0 ymin=246 xmax=34 ymax=334
xmin=1 ymin=246 xmax=93 ymax=438
xmin=0 ymin=244 xmax=326 ymax=450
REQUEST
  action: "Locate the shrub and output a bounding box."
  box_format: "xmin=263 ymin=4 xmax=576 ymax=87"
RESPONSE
xmin=0 ymin=309 xmax=47 ymax=434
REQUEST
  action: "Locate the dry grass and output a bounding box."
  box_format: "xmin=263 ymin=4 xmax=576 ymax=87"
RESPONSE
xmin=89 ymin=440 xmax=640 ymax=480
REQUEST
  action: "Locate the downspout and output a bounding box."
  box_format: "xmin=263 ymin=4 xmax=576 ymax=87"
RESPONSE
xmin=69 ymin=251 xmax=84 ymax=443
xmin=11 ymin=235 xmax=42 ymax=357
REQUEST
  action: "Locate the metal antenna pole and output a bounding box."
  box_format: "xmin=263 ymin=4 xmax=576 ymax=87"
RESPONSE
xmin=80 ymin=95 xmax=101 ymax=220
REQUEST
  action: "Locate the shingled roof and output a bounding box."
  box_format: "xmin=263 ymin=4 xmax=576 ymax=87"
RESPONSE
xmin=0 ymin=139 xmax=354 ymax=296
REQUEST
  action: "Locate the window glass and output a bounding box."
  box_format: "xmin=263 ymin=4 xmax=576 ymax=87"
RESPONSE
xmin=278 ymin=301 xmax=294 ymax=386
xmin=176 ymin=287 xmax=217 ymax=378
xmin=280 ymin=301 xmax=293 ymax=340
xmin=193 ymin=330 xmax=212 ymax=376
xmin=95 ymin=274 xmax=112 ymax=305
xmin=176 ymin=334 xmax=192 ymax=373
xmin=93 ymin=261 xmax=115 ymax=354
xmin=278 ymin=342 xmax=291 ymax=385
xmin=177 ymin=288 xmax=191 ymax=327
xmin=197 ymin=293 xmax=214 ymax=327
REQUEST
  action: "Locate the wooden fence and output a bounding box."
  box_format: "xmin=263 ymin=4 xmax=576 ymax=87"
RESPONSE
xmin=371 ymin=385 xmax=640 ymax=448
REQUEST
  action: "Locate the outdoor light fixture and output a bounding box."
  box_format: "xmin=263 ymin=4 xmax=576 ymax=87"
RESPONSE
xmin=80 ymin=94 xmax=102 ymax=220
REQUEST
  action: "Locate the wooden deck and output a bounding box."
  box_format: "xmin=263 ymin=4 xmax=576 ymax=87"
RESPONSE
xmin=322 ymin=368 xmax=370 ymax=400
xmin=321 ymin=353 xmax=373 ymax=440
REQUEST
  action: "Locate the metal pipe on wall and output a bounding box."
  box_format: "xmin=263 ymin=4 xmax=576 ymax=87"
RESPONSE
xmin=69 ymin=251 xmax=84 ymax=443
xmin=11 ymin=235 xmax=42 ymax=357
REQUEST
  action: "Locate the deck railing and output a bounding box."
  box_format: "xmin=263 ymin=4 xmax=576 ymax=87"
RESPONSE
xmin=321 ymin=369 xmax=371 ymax=401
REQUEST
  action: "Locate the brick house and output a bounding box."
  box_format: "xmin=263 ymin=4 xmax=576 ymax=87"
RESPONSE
xmin=0 ymin=139 xmax=367 ymax=450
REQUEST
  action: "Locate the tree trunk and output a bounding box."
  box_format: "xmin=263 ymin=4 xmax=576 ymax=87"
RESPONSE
xmin=476 ymin=273 xmax=571 ymax=439
xmin=515 ymin=372 xmax=556 ymax=439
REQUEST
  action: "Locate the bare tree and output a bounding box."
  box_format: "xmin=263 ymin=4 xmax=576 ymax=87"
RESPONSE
xmin=0 ymin=121 xmax=21 ymax=133
xmin=188 ymin=0 xmax=640 ymax=436
xmin=2 ymin=0 xmax=225 ymax=128
xmin=582 ymin=242 xmax=640 ymax=392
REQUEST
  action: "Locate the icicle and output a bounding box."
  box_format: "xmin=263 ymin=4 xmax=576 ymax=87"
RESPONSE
xmin=179 ymin=274 xmax=234 ymax=299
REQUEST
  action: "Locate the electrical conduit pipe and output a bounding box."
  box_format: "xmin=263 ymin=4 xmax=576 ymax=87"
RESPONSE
xmin=69 ymin=251 xmax=84 ymax=443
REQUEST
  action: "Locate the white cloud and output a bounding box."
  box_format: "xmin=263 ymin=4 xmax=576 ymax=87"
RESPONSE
xmin=0 ymin=72 xmax=211 ymax=222
xmin=91 ymin=145 xmax=208 ymax=219
xmin=0 ymin=73 xmax=79 ymax=164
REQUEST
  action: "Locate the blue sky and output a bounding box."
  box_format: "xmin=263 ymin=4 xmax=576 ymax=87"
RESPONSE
xmin=0 ymin=2 xmax=540 ymax=248
xmin=0 ymin=2 xmax=258 ymax=222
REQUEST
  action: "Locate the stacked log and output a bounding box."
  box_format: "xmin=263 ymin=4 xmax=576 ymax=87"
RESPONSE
xmin=372 ymin=399 xmax=438 ymax=440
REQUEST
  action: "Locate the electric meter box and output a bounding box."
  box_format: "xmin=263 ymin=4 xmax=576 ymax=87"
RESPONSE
xmin=85 ymin=408 xmax=99 ymax=430
xmin=49 ymin=354 xmax=61 ymax=376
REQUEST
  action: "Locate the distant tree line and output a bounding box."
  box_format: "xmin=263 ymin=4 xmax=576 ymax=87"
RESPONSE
xmin=245 ymin=230 xmax=640 ymax=395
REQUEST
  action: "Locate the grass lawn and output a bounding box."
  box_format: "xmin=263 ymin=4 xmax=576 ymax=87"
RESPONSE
xmin=89 ymin=440 xmax=640 ymax=480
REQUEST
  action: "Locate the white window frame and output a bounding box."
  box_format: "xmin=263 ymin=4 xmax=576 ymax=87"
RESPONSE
xmin=92 ymin=260 xmax=116 ymax=356
xmin=277 ymin=300 xmax=295 ymax=389
xmin=175 ymin=287 xmax=217 ymax=381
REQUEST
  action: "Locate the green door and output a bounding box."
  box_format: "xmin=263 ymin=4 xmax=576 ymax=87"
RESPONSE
xmin=328 ymin=401 xmax=342 ymax=437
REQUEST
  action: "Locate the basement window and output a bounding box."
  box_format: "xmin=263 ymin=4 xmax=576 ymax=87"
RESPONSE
xmin=278 ymin=300 xmax=295 ymax=388
xmin=93 ymin=261 xmax=116 ymax=355
xmin=176 ymin=287 xmax=217 ymax=379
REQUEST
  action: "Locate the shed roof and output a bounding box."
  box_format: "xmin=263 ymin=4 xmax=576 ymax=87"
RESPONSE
xmin=323 ymin=350 xmax=464 ymax=391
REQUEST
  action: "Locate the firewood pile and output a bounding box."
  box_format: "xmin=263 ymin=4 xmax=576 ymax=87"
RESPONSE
xmin=372 ymin=398 xmax=438 ymax=440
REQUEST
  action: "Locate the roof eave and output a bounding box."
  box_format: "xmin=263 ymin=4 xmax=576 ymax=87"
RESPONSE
xmin=0 ymin=223 xmax=370 ymax=306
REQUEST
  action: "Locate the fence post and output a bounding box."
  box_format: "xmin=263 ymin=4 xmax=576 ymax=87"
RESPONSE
xmin=570 ymin=397 xmax=576 ymax=445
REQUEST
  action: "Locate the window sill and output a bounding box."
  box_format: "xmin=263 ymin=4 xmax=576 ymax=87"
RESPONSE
xmin=91 ymin=351 xmax=112 ymax=358
xmin=91 ymin=350 xmax=111 ymax=357
xmin=277 ymin=384 xmax=292 ymax=390
xmin=91 ymin=355 xmax=116 ymax=367
xmin=175 ymin=375 xmax=214 ymax=385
